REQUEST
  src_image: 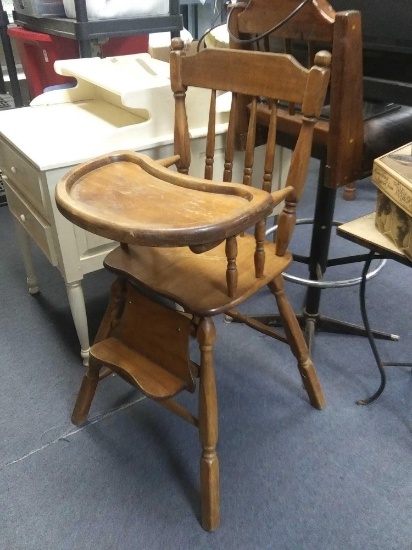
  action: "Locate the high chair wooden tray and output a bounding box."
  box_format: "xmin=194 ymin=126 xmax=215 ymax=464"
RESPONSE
xmin=55 ymin=150 xmax=280 ymax=247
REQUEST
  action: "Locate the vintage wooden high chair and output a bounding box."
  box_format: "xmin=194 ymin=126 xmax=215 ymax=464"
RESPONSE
xmin=55 ymin=39 xmax=330 ymax=531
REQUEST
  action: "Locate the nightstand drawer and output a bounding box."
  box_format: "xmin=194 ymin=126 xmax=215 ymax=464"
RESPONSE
xmin=0 ymin=142 xmax=45 ymax=216
xmin=4 ymin=180 xmax=58 ymax=266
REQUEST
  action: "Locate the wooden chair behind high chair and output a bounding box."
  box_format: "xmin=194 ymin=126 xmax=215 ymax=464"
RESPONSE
xmin=55 ymin=39 xmax=331 ymax=531
xmin=228 ymin=0 xmax=412 ymax=198
xmin=227 ymin=0 xmax=412 ymax=351
xmin=228 ymin=0 xmax=364 ymax=194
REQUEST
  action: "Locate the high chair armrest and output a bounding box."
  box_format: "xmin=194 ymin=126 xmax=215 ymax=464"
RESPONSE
xmin=155 ymin=155 xmax=181 ymax=168
xmin=271 ymin=186 xmax=294 ymax=206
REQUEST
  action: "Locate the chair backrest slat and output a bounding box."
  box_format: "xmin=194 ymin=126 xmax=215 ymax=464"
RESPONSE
xmin=233 ymin=0 xmax=334 ymax=42
xmin=243 ymin=96 xmax=257 ymax=186
xmin=223 ymin=92 xmax=237 ymax=183
xmin=177 ymin=48 xmax=311 ymax=105
xmin=262 ymin=101 xmax=277 ymax=194
xmin=204 ymin=89 xmax=217 ymax=180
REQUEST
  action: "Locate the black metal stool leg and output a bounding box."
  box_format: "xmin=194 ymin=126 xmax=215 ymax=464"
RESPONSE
xmin=357 ymin=251 xmax=412 ymax=405
xmin=356 ymin=252 xmax=387 ymax=405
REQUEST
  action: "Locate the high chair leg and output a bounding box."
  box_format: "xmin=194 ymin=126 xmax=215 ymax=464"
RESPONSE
xmin=71 ymin=277 xmax=126 ymax=426
xmin=71 ymin=363 xmax=101 ymax=426
xmin=94 ymin=276 xmax=126 ymax=344
xmin=268 ymin=275 xmax=326 ymax=410
xmin=197 ymin=318 xmax=220 ymax=532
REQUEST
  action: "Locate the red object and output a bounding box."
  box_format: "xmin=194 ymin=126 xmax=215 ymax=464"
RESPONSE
xmin=8 ymin=26 xmax=149 ymax=99
xmin=100 ymin=35 xmax=149 ymax=57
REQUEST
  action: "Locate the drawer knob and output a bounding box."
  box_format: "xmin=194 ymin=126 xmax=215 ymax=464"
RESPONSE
xmin=11 ymin=166 xmax=16 ymax=174
xmin=20 ymin=214 xmax=26 ymax=223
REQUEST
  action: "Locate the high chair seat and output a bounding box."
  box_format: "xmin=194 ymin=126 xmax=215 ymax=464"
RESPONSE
xmin=103 ymin=238 xmax=292 ymax=316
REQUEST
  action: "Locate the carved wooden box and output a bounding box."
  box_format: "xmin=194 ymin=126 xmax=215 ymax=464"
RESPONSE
xmin=372 ymin=143 xmax=412 ymax=261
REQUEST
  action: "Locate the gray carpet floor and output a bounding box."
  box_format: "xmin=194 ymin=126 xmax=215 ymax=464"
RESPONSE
xmin=1 ymin=161 xmax=412 ymax=549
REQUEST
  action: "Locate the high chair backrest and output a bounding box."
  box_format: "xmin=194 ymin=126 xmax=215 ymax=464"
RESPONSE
xmin=169 ymin=38 xmax=330 ymax=255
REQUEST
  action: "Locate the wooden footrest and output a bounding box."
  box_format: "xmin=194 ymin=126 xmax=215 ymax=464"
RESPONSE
xmin=90 ymin=337 xmax=189 ymax=400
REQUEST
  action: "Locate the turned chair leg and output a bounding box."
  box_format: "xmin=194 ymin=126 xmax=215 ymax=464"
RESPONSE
xmin=94 ymin=276 xmax=126 ymax=344
xmin=197 ymin=317 xmax=220 ymax=532
xmin=268 ymin=276 xmax=326 ymax=410
xmin=71 ymin=362 xmax=102 ymax=425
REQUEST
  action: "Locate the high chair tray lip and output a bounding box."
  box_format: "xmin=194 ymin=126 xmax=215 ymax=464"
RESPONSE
xmin=56 ymin=151 xmax=276 ymax=246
